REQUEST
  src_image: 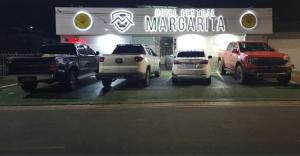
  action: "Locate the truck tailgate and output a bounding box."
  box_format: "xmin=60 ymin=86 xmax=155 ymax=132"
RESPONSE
xmin=100 ymin=54 xmax=142 ymax=74
xmin=8 ymin=57 xmax=54 ymax=75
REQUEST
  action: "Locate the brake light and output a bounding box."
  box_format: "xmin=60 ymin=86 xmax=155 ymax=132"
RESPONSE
xmin=174 ymin=60 xmax=182 ymax=64
xmin=134 ymin=56 xmax=144 ymax=62
xmin=99 ymin=57 xmax=105 ymax=62
xmin=49 ymin=60 xmax=59 ymax=72
xmin=199 ymin=60 xmax=209 ymax=64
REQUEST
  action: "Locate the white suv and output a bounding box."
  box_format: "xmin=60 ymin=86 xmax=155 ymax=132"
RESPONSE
xmin=99 ymin=44 xmax=161 ymax=87
xmin=172 ymin=50 xmax=212 ymax=85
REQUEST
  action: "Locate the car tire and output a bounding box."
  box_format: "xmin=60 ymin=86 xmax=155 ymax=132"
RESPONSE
xmin=205 ymin=77 xmax=211 ymax=85
xmin=65 ymin=69 xmax=78 ymax=91
xmin=218 ymin=60 xmax=226 ymax=75
xmin=141 ymin=69 xmax=150 ymax=87
xmin=95 ymin=74 xmax=101 ymax=81
xmin=235 ymin=65 xmax=248 ymax=84
xmin=20 ymin=82 xmax=38 ymax=93
xmin=172 ymin=77 xmax=178 ymax=85
xmin=102 ymin=78 xmax=112 ymax=88
xmin=154 ymin=67 xmax=161 ymax=78
xmin=277 ymin=74 xmax=291 ymax=85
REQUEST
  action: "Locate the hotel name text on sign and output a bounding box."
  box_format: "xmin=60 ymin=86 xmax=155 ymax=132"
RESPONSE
xmin=145 ymin=9 xmax=226 ymax=33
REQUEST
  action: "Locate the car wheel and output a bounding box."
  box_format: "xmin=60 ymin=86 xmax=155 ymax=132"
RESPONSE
xmin=95 ymin=74 xmax=101 ymax=81
xmin=205 ymin=77 xmax=211 ymax=85
xmin=154 ymin=67 xmax=161 ymax=78
xmin=141 ymin=69 xmax=150 ymax=87
xmin=65 ymin=69 xmax=78 ymax=91
xmin=172 ymin=77 xmax=178 ymax=85
xmin=235 ymin=65 xmax=248 ymax=84
xmin=218 ymin=60 xmax=226 ymax=75
xmin=102 ymin=78 xmax=112 ymax=88
xmin=20 ymin=82 xmax=38 ymax=93
xmin=277 ymin=74 xmax=291 ymax=85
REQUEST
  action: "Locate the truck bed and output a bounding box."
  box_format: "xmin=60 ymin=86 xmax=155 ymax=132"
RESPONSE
xmin=8 ymin=57 xmax=54 ymax=75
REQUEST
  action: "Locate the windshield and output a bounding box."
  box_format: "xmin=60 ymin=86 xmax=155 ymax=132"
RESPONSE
xmin=40 ymin=44 xmax=76 ymax=55
xmin=112 ymin=45 xmax=145 ymax=55
xmin=239 ymin=42 xmax=274 ymax=52
xmin=177 ymin=51 xmax=205 ymax=57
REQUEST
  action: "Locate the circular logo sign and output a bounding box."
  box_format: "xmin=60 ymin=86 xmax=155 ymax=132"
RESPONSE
xmin=73 ymin=11 xmax=93 ymax=31
xmin=240 ymin=11 xmax=258 ymax=30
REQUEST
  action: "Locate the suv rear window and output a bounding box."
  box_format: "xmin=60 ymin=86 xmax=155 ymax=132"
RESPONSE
xmin=112 ymin=45 xmax=146 ymax=55
xmin=40 ymin=44 xmax=77 ymax=55
xmin=177 ymin=51 xmax=205 ymax=57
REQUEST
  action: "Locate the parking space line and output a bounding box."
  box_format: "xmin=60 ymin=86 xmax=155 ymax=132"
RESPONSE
xmin=0 ymin=83 xmax=17 ymax=89
xmin=216 ymin=72 xmax=225 ymax=81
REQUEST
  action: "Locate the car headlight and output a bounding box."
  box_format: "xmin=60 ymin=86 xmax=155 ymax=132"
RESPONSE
xmin=283 ymin=55 xmax=290 ymax=62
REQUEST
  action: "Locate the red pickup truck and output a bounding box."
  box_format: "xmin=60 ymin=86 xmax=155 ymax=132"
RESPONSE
xmin=218 ymin=41 xmax=293 ymax=85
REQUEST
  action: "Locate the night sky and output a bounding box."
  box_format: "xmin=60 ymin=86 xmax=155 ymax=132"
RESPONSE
xmin=1 ymin=0 xmax=300 ymax=37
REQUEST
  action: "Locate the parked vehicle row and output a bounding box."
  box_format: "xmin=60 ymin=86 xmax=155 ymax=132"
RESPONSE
xmin=6 ymin=41 xmax=294 ymax=92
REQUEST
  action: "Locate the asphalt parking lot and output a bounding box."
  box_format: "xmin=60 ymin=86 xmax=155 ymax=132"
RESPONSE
xmin=1 ymin=67 xmax=300 ymax=106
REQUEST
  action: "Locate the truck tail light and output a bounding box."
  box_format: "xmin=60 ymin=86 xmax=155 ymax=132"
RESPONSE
xmin=174 ymin=60 xmax=182 ymax=64
xmin=99 ymin=57 xmax=105 ymax=62
xmin=134 ymin=56 xmax=144 ymax=62
xmin=49 ymin=60 xmax=59 ymax=72
xmin=199 ymin=60 xmax=209 ymax=64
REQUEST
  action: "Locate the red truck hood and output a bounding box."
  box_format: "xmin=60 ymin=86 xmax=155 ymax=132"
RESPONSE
xmin=244 ymin=51 xmax=287 ymax=58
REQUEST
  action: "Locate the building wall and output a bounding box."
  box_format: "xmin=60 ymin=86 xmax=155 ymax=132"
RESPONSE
xmin=268 ymin=39 xmax=300 ymax=71
xmin=176 ymin=34 xmax=244 ymax=57
xmin=56 ymin=7 xmax=273 ymax=35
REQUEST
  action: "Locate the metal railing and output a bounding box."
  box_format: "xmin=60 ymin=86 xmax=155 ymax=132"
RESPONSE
xmin=0 ymin=52 xmax=36 ymax=78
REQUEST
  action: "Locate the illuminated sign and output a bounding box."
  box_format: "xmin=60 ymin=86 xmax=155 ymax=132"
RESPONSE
xmin=145 ymin=9 xmax=226 ymax=33
xmin=240 ymin=10 xmax=258 ymax=30
xmin=111 ymin=10 xmax=135 ymax=33
xmin=73 ymin=11 xmax=93 ymax=31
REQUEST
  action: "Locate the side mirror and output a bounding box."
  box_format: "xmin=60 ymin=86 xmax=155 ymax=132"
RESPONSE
xmin=208 ymin=56 xmax=213 ymax=59
xmin=232 ymin=49 xmax=239 ymax=54
xmin=96 ymin=51 xmax=100 ymax=55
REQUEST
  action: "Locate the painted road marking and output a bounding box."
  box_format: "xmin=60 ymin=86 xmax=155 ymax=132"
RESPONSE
xmin=216 ymin=71 xmax=225 ymax=81
xmin=0 ymin=146 xmax=65 ymax=151
xmin=0 ymin=83 xmax=17 ymax=89
xmin=1 ymin=101 xmax=300 ymax=112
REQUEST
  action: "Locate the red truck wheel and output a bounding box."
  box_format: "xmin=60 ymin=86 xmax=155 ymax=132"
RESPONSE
xmin=218 ymin=60 xmax=226 ymax=75
xmin=277 ymin=74 xmax=291 ymax=85
xmin=235 ymin=65 xmax=248 ymax=84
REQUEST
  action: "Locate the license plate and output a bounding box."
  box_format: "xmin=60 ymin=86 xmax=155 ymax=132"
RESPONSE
xmin=18 ymin=77 xmax=36 ymax=83
xmin=184 ymin=64 xmax=197 ymax=68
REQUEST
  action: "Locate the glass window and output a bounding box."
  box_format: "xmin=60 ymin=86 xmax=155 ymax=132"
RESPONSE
xmin=40 ymin=44 xmax=76 ymax=55
xmin=177 ymin=51 xmax=205 ymax=57
xmin=87 ymin=47 xmax=96 ymax=55
xmin=239 ymin=42 xmax=274 ymax=52
xmin=112 ymin=45 xmax=146 ymax=55
xmin=146 ymin=48 xmax=153 ymax=56
xmin=226 ymin=43 xmax=233 ymax=51
xmin=150 ymin=49 xmax=158 ymax=56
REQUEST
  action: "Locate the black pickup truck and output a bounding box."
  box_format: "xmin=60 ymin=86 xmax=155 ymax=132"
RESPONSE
xmin=7 ymin=43 xmax=100 ymax=92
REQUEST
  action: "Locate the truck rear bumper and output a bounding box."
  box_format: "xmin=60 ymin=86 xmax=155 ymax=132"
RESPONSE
xmin=14 ymin=73 xmax=66 ymax=83
xmin=99 ymin=73 xmax=146 ymax=79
